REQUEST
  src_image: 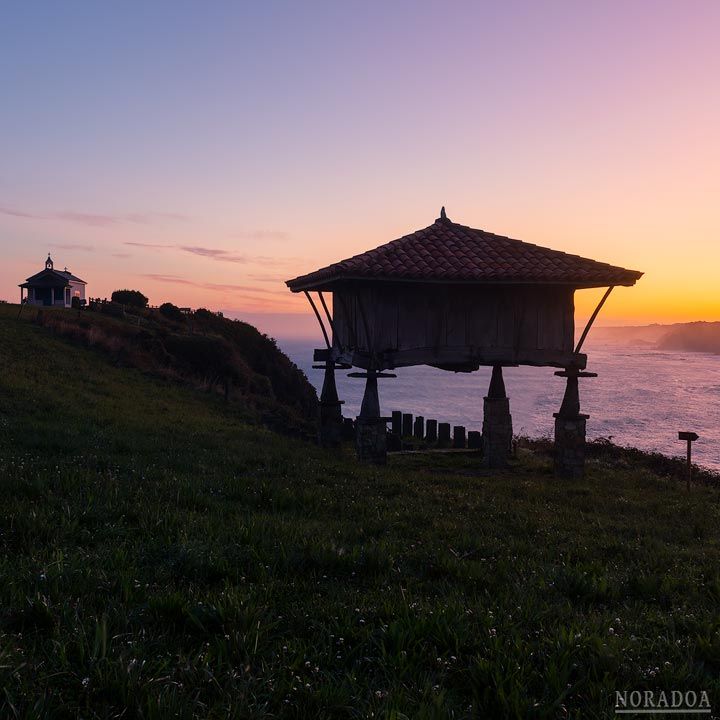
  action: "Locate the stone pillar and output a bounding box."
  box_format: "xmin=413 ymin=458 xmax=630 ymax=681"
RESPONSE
xmin=554 ymin=413 xmax=587 ymax=479
xmin=467 ymin=430 xmax=482 ymax=449
xmin=553 ymin=367 xmax=597 ymax=479
xmin=318 ymin=361 xmax=344 ymax=447
xmin=413 ymin=416 xmax=425 ymax=439
xmin=482 ymin=365 xmax=513 ymax=468
xmin=438 ymin=422 xmax=451 ymax=448
xmin=353 ymin=369 xmax=394 ymax=465
xmin=402 ymin=413 xmax=413 ymax=437
xmin=426 ymin=419 xmax=438 ymax=443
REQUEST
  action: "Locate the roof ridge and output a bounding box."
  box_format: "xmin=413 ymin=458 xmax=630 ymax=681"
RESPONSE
xmin=287 ymin=215 xmax=642 ymax=291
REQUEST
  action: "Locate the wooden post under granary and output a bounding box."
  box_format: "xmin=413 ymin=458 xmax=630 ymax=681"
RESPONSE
xmin=438 ymin=422 xmax=451 ymax=448
xmin=402 ymin=413 xmax=413 ymax=437
xmin=287 ymin=208 xmax=642 ymax=468
xmin=391 ymin=411 xmax=402 ymax=435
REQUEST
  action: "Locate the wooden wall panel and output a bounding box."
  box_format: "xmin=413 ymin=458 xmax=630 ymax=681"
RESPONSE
xmin=565 ymin=290 xmax=576 ymax=351
xmin=496 ymin=289 xmax=515 ymax=350
xmin=537 ymin=288 xmax=566 ymax=350
xmin=331 ymin=290 xmax=350 ymax=349
xmin=425 ymin=290 xmax=446 ymax=350
xmin=369 ymin=286 xmax=398 ymax=352
xmin=466 ymin=288 xmax=498 ymax=348
xmin=514 ymin=288 xmax=538 ymax=351
xmin=397 ymin=288 xmax=430 ymax=350
xmin=445 ymin=288 xmax=467 ymax=346
xmin=333 ymin=282 xmax=576 ymax=362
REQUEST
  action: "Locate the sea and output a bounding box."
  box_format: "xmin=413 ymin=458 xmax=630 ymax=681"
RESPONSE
xmin=279 ymin=339 xmax=720 ymax=472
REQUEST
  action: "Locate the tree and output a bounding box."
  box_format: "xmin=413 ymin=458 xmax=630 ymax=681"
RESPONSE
xmin=111 ymin=289 xmax=148 ymax=308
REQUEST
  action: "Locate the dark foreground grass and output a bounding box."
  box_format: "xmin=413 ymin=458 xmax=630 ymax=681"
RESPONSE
xmin=2 ymin=307 xmax=720 ymax=718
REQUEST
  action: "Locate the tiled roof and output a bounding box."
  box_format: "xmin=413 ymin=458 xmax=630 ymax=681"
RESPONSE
xmin=21 ymin=268 xmax=86 ymax=286
xmin=57 ymin=269 xmax=86 ymax=283
xmin=287 ymin=210 xmax=642 ymax=291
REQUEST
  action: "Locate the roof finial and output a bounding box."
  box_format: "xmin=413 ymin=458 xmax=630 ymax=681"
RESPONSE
xmin=45 ymin=253 xmax=54 ymax=270
xmin=440 ymin=206 xmax=447 ymax=220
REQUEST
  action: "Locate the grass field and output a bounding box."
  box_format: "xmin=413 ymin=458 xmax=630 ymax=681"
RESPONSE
xmin=2 ymin=305 xmax=720 ymax=718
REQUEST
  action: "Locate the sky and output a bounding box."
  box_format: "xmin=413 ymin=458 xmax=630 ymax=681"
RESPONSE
xmin=1 ymin=1 xmax=718 ymax=339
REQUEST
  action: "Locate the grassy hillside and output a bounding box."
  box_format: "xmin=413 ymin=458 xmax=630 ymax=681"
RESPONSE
xmin=2 ymin=307 xmax=720 ymax=718
xmin=14 ymin=302 xmax=317 ymax=436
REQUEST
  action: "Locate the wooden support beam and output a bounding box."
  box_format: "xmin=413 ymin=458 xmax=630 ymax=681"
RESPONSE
xmin=318 ymin=291 xmax=337 ymax=345
xmin=303 ymin=291 xmax=331 ymax=349
xmin=575 ymin=286 xmax=614 ymax=353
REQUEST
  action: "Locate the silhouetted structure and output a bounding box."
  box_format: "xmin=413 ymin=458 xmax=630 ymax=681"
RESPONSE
xmin=287 ymin=208 xmax=642 ymax=471
xmin=20 ymin=254 xmax=87 ymax=308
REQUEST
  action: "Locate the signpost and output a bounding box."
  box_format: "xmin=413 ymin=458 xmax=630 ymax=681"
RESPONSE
xmin=678 ymin=431 xmax=699 ymax=490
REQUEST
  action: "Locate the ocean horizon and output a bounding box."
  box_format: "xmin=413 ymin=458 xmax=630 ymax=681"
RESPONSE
xmin=279 ymin=338 xmax=720 ymax=472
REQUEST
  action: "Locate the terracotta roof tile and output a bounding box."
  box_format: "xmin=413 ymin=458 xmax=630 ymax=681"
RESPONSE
xmin=287 ymin=211 xmax=643 ymax=291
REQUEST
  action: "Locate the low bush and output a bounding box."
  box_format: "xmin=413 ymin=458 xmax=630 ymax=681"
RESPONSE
xmin=111 ymin=289 xmax=148 ymax=308
xmin=159 ymin=302 xmax=185 ymax=323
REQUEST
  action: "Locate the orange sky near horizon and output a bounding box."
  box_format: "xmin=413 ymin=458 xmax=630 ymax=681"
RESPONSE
xmin=3 ymin=202 xmax=717 ymax=340
xmin=1 ymin=2 xmax=718 ymax=340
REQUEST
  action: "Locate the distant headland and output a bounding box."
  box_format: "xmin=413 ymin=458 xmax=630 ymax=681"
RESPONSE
xmin=590 ymin=321 xmax=720 ymax=354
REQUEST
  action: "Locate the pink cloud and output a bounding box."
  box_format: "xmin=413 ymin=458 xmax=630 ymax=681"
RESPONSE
xmin=53 ymin=243 xmax=95 ymax=251
xmin=0 ymin=205 xmax=36 ymax=219
xmin=231 ymin=230 xmax=289 ymax=241
xmin=124 ymin=241 xmax=174 ymax=249
xmin=142 ymin=273 xmax=286 ymax=296
xmin=0 ymin=203 xmax=190 ymax=227
xmin=179 ymin=246 xmax=249 ymax=263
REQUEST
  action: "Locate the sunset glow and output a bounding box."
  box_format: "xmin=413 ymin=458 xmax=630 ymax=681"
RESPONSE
xmin=2 ymin=1 xmax=718 ymax=339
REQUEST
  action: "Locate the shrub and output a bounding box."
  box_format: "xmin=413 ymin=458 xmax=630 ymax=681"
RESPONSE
xmin=111 ymin=289 xmax=148 ymax=308
xmin=194 ymin=308 xmax=215 ymax=321
xmin=159 ymin=302 xmax=185 ymax=323
xmin=100 ymin=302 xmax=124 ymax=318
xmin=27 ymin=299 xmax=317 ymax=434
xmin=162 ymin=334 xmax=245 ymax=386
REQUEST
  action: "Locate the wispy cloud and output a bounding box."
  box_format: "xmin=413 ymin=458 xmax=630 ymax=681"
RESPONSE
xmin=0 ymin=205 xmax=36 ymax=219
xmin=0 ymin=203 xmax=189 ymax=227
xmin=246 ymin=272 xmax=289 ymax=283
xmin=126 ymin=241 xmax=298 ymax=267
xmin=53 ymin=243 xmax=95 ymax=251
xmin=142 ymin=273 xmax=298 ymax=311
xmin=124 ymin=241 xmax=174 ymax=249
xmin=143 ymin=274 xmax=285 ymax=296
xmin=52 ymin=211 xmax=123 ymax=227
xmin=143 ymin=274 xmax=196 ymax=287
xmin=112 ymin=252 xmax=131 ymax=259
xmin=180 ymin=246 xmax=249 ymax=264
xmin=231 ymin=230 xmax=289 ymax=241
xmin=124 ymin=212 xmax=188 ymax=224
